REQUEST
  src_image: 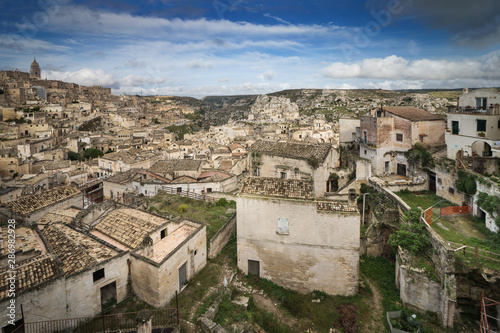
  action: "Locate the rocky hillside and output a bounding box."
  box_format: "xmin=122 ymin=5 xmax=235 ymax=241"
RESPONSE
xmin=195 ymin=88 xmax=459 ymax=127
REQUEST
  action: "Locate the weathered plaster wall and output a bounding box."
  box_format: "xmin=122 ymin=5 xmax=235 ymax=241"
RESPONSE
xmin=237 ymin=196 xmax=359 ymax=296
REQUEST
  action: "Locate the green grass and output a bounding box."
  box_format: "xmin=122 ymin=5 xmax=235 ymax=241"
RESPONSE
xmin=243 ymin=275 xmax=367 ymax=332
xmin=395 ymin=190 xmax=454 ymax=212
xmin=432 ymin=216 xmax=500 ymax=271
xmin=359 ymin=256 xmax=401 ymax=313
xmin=148 ymin=192 xmax=235 ymax=241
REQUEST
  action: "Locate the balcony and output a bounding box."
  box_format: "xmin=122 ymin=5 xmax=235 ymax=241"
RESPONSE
xmin=449 ymin=105 xmax=500 ymax=115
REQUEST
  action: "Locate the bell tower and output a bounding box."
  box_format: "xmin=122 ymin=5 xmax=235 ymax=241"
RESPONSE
xmin=30 ymin=58 xmax=41 ymax=79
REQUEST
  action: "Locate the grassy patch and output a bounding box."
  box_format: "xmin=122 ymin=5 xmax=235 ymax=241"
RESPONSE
xmin=360 ymin=256 xmax=401 ymax=314
xmin=148 ymin=192 xmax=235 ymax=241
xmin=395 ymin=190 xmax=454 ymax=212
xmin=243 ymin=275 xmax=367 ymax=332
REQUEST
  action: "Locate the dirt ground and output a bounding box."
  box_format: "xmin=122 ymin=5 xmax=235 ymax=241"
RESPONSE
xmin=361 ymin=277 xmax=385 ymax=333
xmin=440 ymin=214 xmax=486 ymax=240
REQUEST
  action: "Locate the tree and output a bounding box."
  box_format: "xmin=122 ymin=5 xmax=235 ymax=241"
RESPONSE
xmin=388 ymin=208 xmax=430 ymax=255
xmin=83 ymin=148 xmax=103 ymax=160
xmin=68 ymin=151 xmax=80 ymax=161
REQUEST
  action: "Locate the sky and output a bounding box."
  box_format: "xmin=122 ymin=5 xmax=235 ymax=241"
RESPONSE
xmin=1 ymin=0 xmax=500 ymax=98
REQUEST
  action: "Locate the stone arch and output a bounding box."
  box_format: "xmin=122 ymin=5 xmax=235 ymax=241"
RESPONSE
xmin=471 ymin=140 xmax=492 ymax=157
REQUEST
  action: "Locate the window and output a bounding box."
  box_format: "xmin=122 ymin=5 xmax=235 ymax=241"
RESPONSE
xmin=452 ymin=121 xmax=459 ymax=135
xmin=448 ymin=187 xmax=455 ymax=194
xmin=396 ymin=133 xmax=403 ymax=142
xmin=498 ymin=120 xmax=500 ymax=129
xmin=419 ymin=135 xmax=424 ymax=143
xmin=280 ymin=172 xmax=287 ymax=179
xmin=177 ymin=187 xmax=182 ymax=193
xmin=161 ymin=229 xmax=166 ymax=239
xmin=207 ymin=188 xmax=212 ymax=193
xmin=194 ymin=250 xmax=197 ymax=255
xmin=477 ymin=119 xmax=486 ymax=132
xmin=476 ymin=97 xmax=487 ymax=109
xmin=93 ymin=268 xmax=105 ymax=282
xmin=363 ymin=131 xmax=367 ymax=142
xmin=385 ymin=161 xmax=389 ymax=172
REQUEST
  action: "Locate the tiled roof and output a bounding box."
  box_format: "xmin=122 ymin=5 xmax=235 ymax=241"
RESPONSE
xmin=41 ymin=223 xmax=118 ymax=276
xmin=240 ymin=177 xmax=314 ymax=200
xmin=95 ymin=208 xmax=167 ymax=249
xmin=67 ymin=169 xmax=86 ymax=177
xmin=105 ymin=169 xmax=140 ymax=184
xmin=382 ymin=106 xmax=444 ymax=121
xmin=101 ymin=148 xmax=157 ymax=164
xmin=149 ymin=160 xmax=177 ymax=175
xmin=174 ymin=159 xmax=202 ymax=171
xmin=250 ymin=140 xmax=332 ymax=161
xmin=36 ymin=209 xmax=79 ymax=225
xmin=33 ymin=160 xmax=72 ymax=170
xmin=6 ymin=185 xmax=81 ymax=216
xmin=0 ymin=227 xmax=42 ymax=257
xmin=0 ymin=253 xmax=59 ymax=300
xmin=170 ymin=176 xmax=198 ymax=184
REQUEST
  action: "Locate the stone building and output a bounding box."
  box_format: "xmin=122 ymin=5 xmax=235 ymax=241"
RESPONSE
xmin=30 ymin=58 xmax=41 ymax=79
xmin=359 ymin=106 xmax=446 ymax=176
xmin=445 ymin=89 xmax=500 ymax=159
xmin=237 ymin=177 xmax=360 ymax=296
xmin=248 ymin=140 xmax=341 ymax=196
xmin=2 ymin=184 xmax=83 ymax=223
xmin=0 ymin=204 xmax=206 ymax=331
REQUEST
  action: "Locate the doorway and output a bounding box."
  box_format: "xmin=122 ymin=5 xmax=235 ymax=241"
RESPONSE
xmin=397 ymin=163 xmax=407 ymax=177
xmin=179 ymin=262 xmax=187 ymax=290
xmin=248 ymin=260 xmax=260 ymax=277
xmin=100 ymin=281 xmax=117 ymax=313
xmin=428 ymin=172 xmax=436 ymax=192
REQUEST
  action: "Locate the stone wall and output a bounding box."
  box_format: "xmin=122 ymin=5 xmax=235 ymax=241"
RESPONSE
xmin=237 ymin=195 xmax=359 ymax=296
xmin=369 ymin=179 xmax=457 ymax=327
xmin=208 ymin=214 xmax=236 ymax=259
xmin=131 ymin=223 xmax=207 ymax=307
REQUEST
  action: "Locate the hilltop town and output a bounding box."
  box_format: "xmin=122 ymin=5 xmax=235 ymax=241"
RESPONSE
xmin=0 ymin=60 xmax=499 ymax=333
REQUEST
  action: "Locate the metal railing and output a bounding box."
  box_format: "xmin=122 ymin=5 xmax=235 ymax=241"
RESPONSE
xmin=17 ymin=308 xmax=177 ymax=333
xmin=153 ymin=187 xmax=218 ymax=203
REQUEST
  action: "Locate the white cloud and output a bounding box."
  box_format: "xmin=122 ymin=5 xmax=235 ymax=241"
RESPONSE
xmin=45 ymin=69 xmax=120 ymax=89
xmin=258 ymin=70 xmax=275 ymax=81
xmin=321 ymin=54 xmax=500 ymax=81
xmin=0 ymin=34 xmax=69 ymax=53
xmin=186 ymin=60 xmax=215 ymax=69
xmin=41 ymin=5 xmax=348 ymax=41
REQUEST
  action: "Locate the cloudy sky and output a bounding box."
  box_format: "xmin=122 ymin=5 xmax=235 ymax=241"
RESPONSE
xmin=1 ymin=0 xmax=500 ymax=97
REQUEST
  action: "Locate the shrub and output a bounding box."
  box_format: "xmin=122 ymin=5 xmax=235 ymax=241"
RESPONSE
xmin=216 ymin=198 xmax=229 ymax=207
xmin=388 ymin=208 xmax=430 ymax=255
xmin=178 ymin=204 xmax=188 ymax=213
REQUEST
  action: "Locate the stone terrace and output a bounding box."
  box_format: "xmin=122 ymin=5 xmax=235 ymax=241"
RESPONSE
xmin=41 ymin=223 xmax=118 ymax=276
xmin=150 ymin=223 xmax=198 ymax=263
xmin=250 ymin=140 xmax=332 ymax=161
xmin=95 ymin=208 xmax=168 ymax=249
xmin=5 ymin=185 xmax=81 ymax=216
xmin=240 ymin=177 xmax=314 ymax=200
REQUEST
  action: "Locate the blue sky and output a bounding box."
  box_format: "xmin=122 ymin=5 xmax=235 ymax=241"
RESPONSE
xmin=1 ymin=0 xmax=500 ymax=97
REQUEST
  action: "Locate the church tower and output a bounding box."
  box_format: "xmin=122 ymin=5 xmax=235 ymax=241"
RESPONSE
xmin=30 ymin=58 xmax=41 ymax=79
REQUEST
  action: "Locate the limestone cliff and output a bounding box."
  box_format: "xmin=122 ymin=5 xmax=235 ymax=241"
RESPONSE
xmin=248 ymin=95 xmax=299 ymax=122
